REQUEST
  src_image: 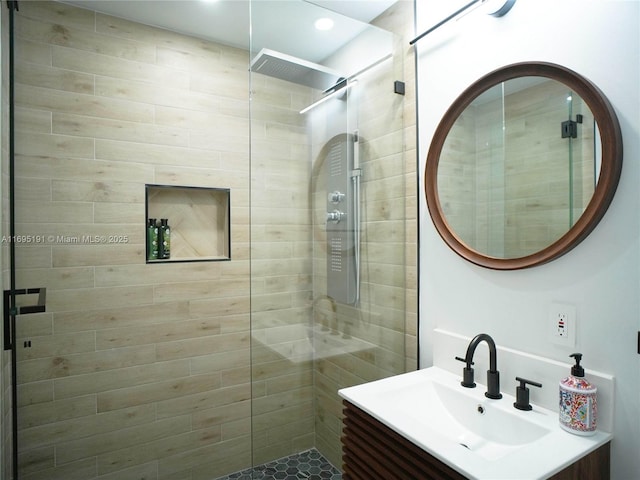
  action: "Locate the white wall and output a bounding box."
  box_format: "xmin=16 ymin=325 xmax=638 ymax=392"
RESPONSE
xmin=416 ymin=1 xmax=639 ymax=478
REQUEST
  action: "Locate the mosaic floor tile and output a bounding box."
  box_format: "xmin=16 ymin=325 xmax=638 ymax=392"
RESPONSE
xmin=215 ymin=448 xmax=341 ymax=480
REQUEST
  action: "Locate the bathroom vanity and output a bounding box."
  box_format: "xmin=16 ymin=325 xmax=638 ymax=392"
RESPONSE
xmin=339 ymin=367 xmax=612 ymax=480
xmin=342 ymin=400 xmax=610 ymax=480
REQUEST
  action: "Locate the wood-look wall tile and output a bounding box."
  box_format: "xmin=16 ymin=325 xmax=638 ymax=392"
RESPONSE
xmin=95 ymin=138 xmax=222 ymax=168
xmin=93 ymin=202 xmax=144 ymax=224
xmin=53 ymin=113 xmax=189 ymax=147
xmin=15 ymin=39 xmax=52 ymax=67
xmin=95 ymin=262 xmax=221 ymax=287
xmin=96 ymin=425 xmax=222 ymax=476
xmin=18 ymin=446 xmax=55 ymax=477
xmin=54 ymin=360 xmax=190 ymax=400
xmin=46 ymin=285 xmax=153 ymax=311
xmin=18 ymin=394 xmax=96 ymax=429
xmin=154 ymin=105 xmax=224 ymax=131
xmin=18 ymin=344 xmax=156 ymax=383
xmin=155 ymin=45 xmax=219 ymax=71
xmin=157 ymin=434 xmax=248 ymax=479
xmin=189 ymin=348 xmax=249 ymax=376
xmin=187 ymin=436 xmax=251 ymax=480
xmin=153 ymin=167 xmax=249 ymax=190
xmin=155 ymin=332 xmax=249 ymax=361
xmin=55 ymin=415 xmax=191 ymax=465
xmin=97 ymin=374 xmax=221 ymax=412
xmin=190 ymin=399 xmax=250 ymax=431
xmin=16 ymin=223 xmax=143 ymax=245
xmin=54 ymin=301 xmax=190 ymax=333
xmin=53 ymin=46 xmax=189 ymax=89
xmin=16 ymin=267 xmax=94 ymax=291
xmin=16 ymin=331 xmax=95 ymax=361
xmin=15 ymin=132 xmax=94 ymax=159
xmin=17 ymin=16 xmax=156 ymax=63
xmin=52 ymin=179 xmax=143 ymax=204
xmin=16 ymin=201 xmax=94 ymax=224
xmin=20 ymin=458 xmax=97 ymax=480
xmin=95 ymin=12 xmax=222 ymax=55
xmin=17 ymin=85 xmax=153 ymax=126
xmin=95 ymin=75 xmax=219 ymax=113
xmin=18 ymin=403 xmax=156 ymax=450
xmin=14 ymin=177 xmax=51 ymax=204
xmin=15 ymin=155 xmax=154 ymax=183
xmin=18 ymin=1 xmax=95 ymax=30
xmin=15 ymin=313 xmax=53 ymax=339
xmin=17 ymin=381 xmax=54 ymax=408
xmin=95 ymin=317 xmax=222 ymax=350
xmin=15 ymin=106 xmax=52 ymax=134
xmin=153 ymin=278 xmax=249 ymax=303
xmin=94 ymin=462 xmax=157 ymax=480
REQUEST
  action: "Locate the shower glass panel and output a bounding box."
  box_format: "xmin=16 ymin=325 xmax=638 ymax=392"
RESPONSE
xmin=249 ymin=0 xmax=407 ymax=472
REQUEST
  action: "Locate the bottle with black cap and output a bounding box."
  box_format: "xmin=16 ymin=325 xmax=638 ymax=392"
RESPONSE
xmin=147 ymin=218 xmax=159 ymax=261
xmin=159 ymin=218 xmax=171 ymax=259
xmin=559 ymin=353 xmax=598 ymax=436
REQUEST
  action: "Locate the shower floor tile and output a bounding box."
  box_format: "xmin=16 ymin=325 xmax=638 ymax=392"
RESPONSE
xmin=216 ymin=448 xmax=341 ymax=480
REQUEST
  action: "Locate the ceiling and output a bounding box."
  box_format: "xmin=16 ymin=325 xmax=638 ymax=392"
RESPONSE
xmin=59 ymin=0 xmax=398 ymax=63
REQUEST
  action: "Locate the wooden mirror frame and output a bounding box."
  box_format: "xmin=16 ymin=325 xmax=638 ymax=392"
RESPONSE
xmin=425 ymin=62 xmax=623 ymax=270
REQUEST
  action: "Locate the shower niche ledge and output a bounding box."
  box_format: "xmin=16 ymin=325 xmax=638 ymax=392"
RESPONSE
xmin=145 ymin=184 xmax=230 ymax=263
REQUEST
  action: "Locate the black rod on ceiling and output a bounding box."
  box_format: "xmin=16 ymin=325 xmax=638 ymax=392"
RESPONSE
xmin=409 ymin=0 xmax=481 ymax=46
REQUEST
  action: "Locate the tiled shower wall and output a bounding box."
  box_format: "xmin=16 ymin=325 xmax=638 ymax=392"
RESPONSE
xmin=12 ymin=3 xmax=252 ymax=479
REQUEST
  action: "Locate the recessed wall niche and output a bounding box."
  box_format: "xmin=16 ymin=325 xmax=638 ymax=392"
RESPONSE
xmin=145 ymin=184 xmax=231 ymax=263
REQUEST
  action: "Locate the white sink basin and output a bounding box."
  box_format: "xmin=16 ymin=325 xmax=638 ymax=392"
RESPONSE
xmin=383 ymin=379 xmax=551 ymax=461
xmin=339 ymin=367 xmax=611 ymax=479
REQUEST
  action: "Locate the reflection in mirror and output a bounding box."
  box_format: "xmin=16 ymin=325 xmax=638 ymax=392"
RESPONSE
xmin=438 ymin=77 xmax=599 ymax=259
xmin=425 ymin=62 xmax=622 ymax=270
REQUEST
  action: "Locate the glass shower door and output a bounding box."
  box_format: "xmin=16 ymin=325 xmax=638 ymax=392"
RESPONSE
xmin=6 ymin=2 xmax=254 ymax=479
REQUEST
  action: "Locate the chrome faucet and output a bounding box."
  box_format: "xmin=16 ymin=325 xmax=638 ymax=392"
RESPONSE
xmin=455 ymin=333 xmax=502 ymax=399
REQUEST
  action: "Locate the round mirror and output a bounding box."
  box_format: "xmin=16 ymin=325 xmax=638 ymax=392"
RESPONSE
xmin=425 ymin=62 xmax=622 ymax=270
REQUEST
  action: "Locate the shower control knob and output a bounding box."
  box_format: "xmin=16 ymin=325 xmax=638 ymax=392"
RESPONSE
xmin=326 ymin=210 xmax=345 ymax=224
xmin=328 ymin=191 xmax=346 ymax=204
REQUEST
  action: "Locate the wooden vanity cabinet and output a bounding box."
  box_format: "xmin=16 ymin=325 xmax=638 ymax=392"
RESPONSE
xmin=341 ymin=400 xmax=610 ymax=480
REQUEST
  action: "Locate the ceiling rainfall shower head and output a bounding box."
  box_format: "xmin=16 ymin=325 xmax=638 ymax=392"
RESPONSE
xmin=250 ymin=48 xmax=344 ymax=91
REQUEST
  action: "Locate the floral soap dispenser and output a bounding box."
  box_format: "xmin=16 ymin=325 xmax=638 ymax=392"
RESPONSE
xmin=559 ymin=353 xmax=597 ymax=436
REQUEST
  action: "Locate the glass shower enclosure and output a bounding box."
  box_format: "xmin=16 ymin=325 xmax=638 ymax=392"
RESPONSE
xmin=2 ymin=1 xmax=410 ymax=479
xmin=249 ymin=0 xmax=408 ymax=471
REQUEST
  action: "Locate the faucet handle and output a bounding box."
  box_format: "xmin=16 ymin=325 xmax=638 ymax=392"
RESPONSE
xmin=513 ymin=377 xmax=542 ymax=411
xmin=454 ymin=356 xmax=474 ymax=365
xmin=455 ymin=356 xmax=476 ymax=388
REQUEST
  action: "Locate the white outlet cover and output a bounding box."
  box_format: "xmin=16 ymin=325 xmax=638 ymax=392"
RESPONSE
xmin=549 ymin=302 xmax=576 ymax=347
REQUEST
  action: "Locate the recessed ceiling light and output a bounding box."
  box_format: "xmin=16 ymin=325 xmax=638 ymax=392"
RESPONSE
xmin=314 ymin=17 xmax=334 ymax=31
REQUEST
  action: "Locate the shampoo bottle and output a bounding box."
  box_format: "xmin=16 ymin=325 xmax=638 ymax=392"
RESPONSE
xmin=559 ymin=353 xmax=597 ymax=436
xmin=147 ymin=218 xmax=158 ymax=261
xmin=159 ymin=218 xmax=171 ymax=259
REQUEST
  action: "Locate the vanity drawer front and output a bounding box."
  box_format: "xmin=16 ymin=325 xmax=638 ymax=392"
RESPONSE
xmin=342 ymin=400 xmax=466 ymax=480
